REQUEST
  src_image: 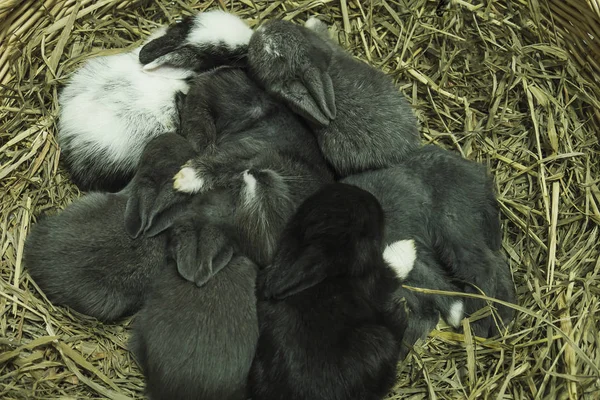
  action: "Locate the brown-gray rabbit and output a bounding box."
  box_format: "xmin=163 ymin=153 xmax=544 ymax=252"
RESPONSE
xmin=23 ymin=133 xmax=196 ymax=322
xmin=249 ymin=183 xmax=407 ymax=400
xmin=247 ymin=17 xmax=421 ymax=178
xmin=58 ymin=10 xmax=252 ymax=192
xmin=131 ymin=253 xmax=258 ymax=400
xmin=343 ymin=145 xmax=515 ymax=340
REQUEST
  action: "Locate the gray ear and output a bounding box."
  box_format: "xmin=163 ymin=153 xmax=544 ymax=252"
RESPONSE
xmin=271 ymin=67 xmax=336 ymax=127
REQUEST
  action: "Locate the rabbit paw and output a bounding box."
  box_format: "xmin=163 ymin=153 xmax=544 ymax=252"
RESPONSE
xmin=173 ymin=166 xmax=208 ymax=193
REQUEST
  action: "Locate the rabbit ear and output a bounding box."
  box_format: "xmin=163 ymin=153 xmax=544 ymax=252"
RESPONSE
xmin=124 ymin=196 xmax=147 ymax=239
xmin=272 ymin=67 xmax=336 ymax=126
xmin=141 ymin=46 xmax=198 ymax=79
xmin=259 ymin=252 xmax=327 ymax=299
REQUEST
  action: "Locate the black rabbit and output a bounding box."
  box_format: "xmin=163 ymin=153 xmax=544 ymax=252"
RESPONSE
xmin=249 ymin=183 xmax=407 ymax=400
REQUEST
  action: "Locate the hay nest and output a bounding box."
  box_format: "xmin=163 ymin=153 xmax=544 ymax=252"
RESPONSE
xmin=1 ymin=0 xmax=599 ymax=398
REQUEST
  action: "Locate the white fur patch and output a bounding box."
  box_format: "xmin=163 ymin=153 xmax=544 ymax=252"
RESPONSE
xmin=57 ymin=50 xmax=189 ymax=176
xmin=304 ymin=17 xmax=322 ymax=30
xmin=173 ymin=166 xmax=204 ymax=193
xmin=448 ymin=301 xmax=464 ymax=328
xmin=186 ymin=10 xmax=252 ymax=48
xmin=383 ymin=239 xmax=417 ymax=279
xmin=242 ymin=170 xmax=257 ymax=202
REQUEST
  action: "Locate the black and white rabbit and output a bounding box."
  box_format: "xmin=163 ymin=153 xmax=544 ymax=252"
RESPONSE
xmin=247 ymin=17 xmax=421 ymax=178
xmin=58 ymin=10 xmax=252 ymax=192
xmin=249 ymin=183 xmax=407 ymax=400
xmin=130 ymin=252 xmax=258 ymax=400
xmin=23 ymin=133 xmax=196 ymax=322
xmin=343 ymin=145 xmax=516 ymax=339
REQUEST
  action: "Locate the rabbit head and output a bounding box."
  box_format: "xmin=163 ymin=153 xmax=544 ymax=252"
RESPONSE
xmin=258 ymin=183 xmax=385 ymax=299
xmin=123 ymin=132 xmax=197 ymax=239
xmin=139 ymin=10 xmax=252 ymax=78
xmin=248 ymin=19 xmax=336 ymax=126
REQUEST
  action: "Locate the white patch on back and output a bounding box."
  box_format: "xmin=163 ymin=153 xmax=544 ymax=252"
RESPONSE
xmin=447 ymin=301 xmax=464 ymax=328
xmin=57 ymin=49 xmax=189 ymax=173
xmin=173 ymin=166 xmax=204 ymax=193
xmin=186 ymin=10 xmax=252 ymax=48
xmin=242 ymin=170 xmax=257 ymax=203
xmin=383 ymin=239 xmax=417 ymax=279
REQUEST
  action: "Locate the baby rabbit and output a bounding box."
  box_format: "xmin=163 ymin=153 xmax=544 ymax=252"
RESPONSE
xmin=23 ymin=133 xmax=196 ymax=322
xmin=130 ymin=252 xmax=258 ymax=400
xmin=58 ymin=10 xmax=252 ymax=192
xmin=139 ymin=9 xmax=252 ymax=75
xmin=247 ymin=17 xmax=421 ymax=178
xmin=249 ymin=183 xmax=407 ymax=400
xmin=131 ymin=67 xmax=334 ymax=272
xmin=343 ymin=145 xmax=516 ymax=339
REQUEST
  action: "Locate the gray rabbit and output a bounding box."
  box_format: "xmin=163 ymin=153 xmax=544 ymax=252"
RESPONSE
xmin=128 ymin=66 xmax=334 ymax=284
xmin=23 ymin=133 xmax=196 ymax=322
xmin=247 ymin=17 xmax=421 ymax=178
xmin=343 ymin=145 xmax=515 ymax=341
xmin=130 ymin=252 xmax=258 ymax=400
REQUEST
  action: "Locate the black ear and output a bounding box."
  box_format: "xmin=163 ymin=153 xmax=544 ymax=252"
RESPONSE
xmin=271 ymin=67 xmax=336 ymax=127
xmin=141 ymin=45 xmax=199 ymax=79
xmin=259 ymin=251 xmax=327 ymax=299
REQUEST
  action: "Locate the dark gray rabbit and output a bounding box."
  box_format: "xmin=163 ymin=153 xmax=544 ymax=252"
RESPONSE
xmin=130 ymin=252 xmax=258 ymax=400
xmin=23 ymin=191 xmax=166 ymax=322
xmin=249 ymin=183 xmax=407 ymax=400
xmin=343 ymin=145 xmax=515 ymax=340
xmin=130 ymin=66 xmax=334 ymax=280
xmin=23 ymin=133 xmax=196 ymax=322
xmin=247 ymin=17 xmax=421 ymax=178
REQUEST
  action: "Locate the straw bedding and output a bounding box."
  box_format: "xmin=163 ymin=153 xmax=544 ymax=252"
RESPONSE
xmin=1 ymin=0 xmax=599 ymax=399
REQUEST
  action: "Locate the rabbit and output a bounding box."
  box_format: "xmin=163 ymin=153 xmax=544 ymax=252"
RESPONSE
xmin=246 ymin=17 xmax=421 ymax=178
xmin=139 ymin=9 xmax=252 ymax=75
xmin=248 ymin=183 xmax=407 ymax=400
xmin=23 ymin=191 xmax=167 ymax=322
xmin=23 ymin=133 xmax=196 ymax=322
xmin=342 ymin=144 xmax=516 ymax=340
xmin=57 ymin=10 xmax=252 ymax=192
xmin=130 ymin=250 xmax=259 ymax=400
xmin=127 ymin=66 xmax=334 ymax=274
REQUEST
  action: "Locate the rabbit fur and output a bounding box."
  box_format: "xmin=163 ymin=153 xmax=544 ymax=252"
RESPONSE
xmin=23 ymin=191 xmax=168 ymax=322
xmin=247 ymin=18 xmax=421 ymax=178
xmin=58 ymin=10 xmax=251 ymax=192
xmin=342 ymin=145 xmax=515 ymax=341
xmin=23 ymin=132 xmax=196 ymax=322
xmin=249 ymin=183 xmax=407 ymax=400
xmin=131 ymin=66 xmax=334 ymax=278
xmin=131 ymin=254 xmax=259 ymax=400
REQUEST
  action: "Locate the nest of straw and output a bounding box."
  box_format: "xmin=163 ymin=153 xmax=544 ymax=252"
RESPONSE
xmin=1 ymin=0 xmax=599 ymax=399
